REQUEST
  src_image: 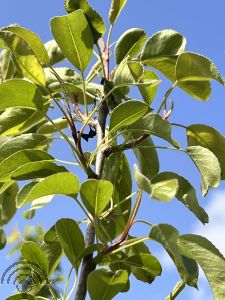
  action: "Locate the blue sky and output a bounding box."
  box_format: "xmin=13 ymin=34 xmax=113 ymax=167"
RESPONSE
xmin=1 ymin=1 xmax=225 ymax=299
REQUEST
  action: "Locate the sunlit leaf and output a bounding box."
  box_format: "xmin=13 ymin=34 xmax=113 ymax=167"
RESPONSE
xmin=109 ymin=0 xmax=127 ymax=25
xmin=187 ymin=146 xmax=221 ymax=196
xmin=16 ymin=172 xmax=79 ymax=207
xmin=150 ymin=224 xmax=199 ymax=287
xmin=187 ymin=124 xmax=225 ymax=180
xmin=56 ymin=218 xmax=85 ymax=269
xmin=178 ymin=234 xmax=225 ymax=299
xmin=88 ymin=268 xmax=129 ymax=300
xmin=80 ymin=179 xmax=113 ymax=216
xmin=50 ymin=10 xmax=93 ymax=71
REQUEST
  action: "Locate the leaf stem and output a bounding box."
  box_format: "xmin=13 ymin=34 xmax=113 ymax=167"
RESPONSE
xmin=157 ymin=81 xmax=177 ymax=114
xmin=165 ymin=281 xmax=185 ymax=300
xmin=81 ymin=71 xmax=88 ymax=115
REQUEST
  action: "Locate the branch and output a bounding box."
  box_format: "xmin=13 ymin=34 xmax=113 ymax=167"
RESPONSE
xmin=75 ymin=48 xmax=110 ymax=300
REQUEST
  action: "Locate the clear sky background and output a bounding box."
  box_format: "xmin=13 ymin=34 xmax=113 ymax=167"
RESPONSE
xmin=1 ymin=1 xmax=225 ymax=299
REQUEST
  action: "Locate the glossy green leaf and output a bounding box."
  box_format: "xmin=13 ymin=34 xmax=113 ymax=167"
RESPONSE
xmin=0 ymin=149 xmax=54 ymax=182
xmin=123 ymin=254 xmax=161 ymax=283
xmin=0 ymin=31 xmax=46 ymax=85
xmin=37 ymin=117 xmax=68 ymax=134
xmin=115 ymin=28 xmax=147 ymax=64
xmin=152 ymin=172 xmax=208 ymax=224
xmin=125 ymin=235 xmax=150 ymax=256
xmin=151 ymin=179 xmax=178 ymax=201
xmin=141 ymin=29 xmax=186 ymax=62
xmin=140 ymin=30 xmax=212 ymax=100
xmin=24 ymin=196 xmax=54 ymax=217
xmin=0 ymin=182 xmax=18 ymax=225
xmin=132 ymin=135 xmax=159 ymax=180
xmin=137 ymin=70 xmax=159 ymax=105
xmin=10 ymin=161 xmax=67 ymax=180
xmin=16 ymin=172 xmax=79 ymax=207
xmin=0 ymin=79 xmax=43 ymax=112
xmin=0 ymin=134 xmax=48 ymax=163
xmin=109 ymin=0 xmax=127 ymax=24
xmin=178 ymin=234 xmax=225 ymax=299
xmin=128 ymin=112 xmax=177 ymax=146
xmin=100 ymin=153 xmax=132 ymax=242
xmin=80 ymin=179 xmax=113 ymax=216
xmin=134 ymin=164 xmax=151 ymax=193
xmin=0 ymin=108 xmax=44 ymax=136
xmin=2 ymin=25 xmax=49 ymax=64
xmin=41 ymin=241 xmax=63 ymax=276
xmin=64 ymin=0 xmax=105 ymax=42
xmin=150 ymin=224 xmax=199 ymax=287
xmin=187 ymin=146 xmax=221 ymax=196
xmin=21 ymin=241 xmax=49 ymax=275
xmin=176 ymin=52 xmax=223 ymax=85
xmin=0 ymin=227 xmax=6 ymax=249
xmin=187 ymin=124 xmax=225 ymax=180
xmin=0 ymin=49 xmax=16 ymax=80
xmin=50 ymin=10 xmax=93 ymax=71
xmin=56 ymin=218 xmax=85 ymax=269
xmin=44 ymin=225 xmax=58 ymax=244
xmin=44 ymin=40 xmax=64 ymax=65
xmin=88 ymin=268 xmax=129 ymax=300
xmin=109 ymin=100 xmax=148 ymax=132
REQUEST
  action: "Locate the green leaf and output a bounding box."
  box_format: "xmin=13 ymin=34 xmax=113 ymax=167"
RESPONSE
xmin=16 ymin=172 xmax=79 ymax=208
xmin=0 ymin=79 xmax=43 ymax=112
xmin=80 ymin=179 xmax=113 ymax=216
xmin=5 ymin=293 xmax=36 ymax=300
xmin=151 ymin=179 xmax=178 ymax=202
xmin=64 ymin=0 xmax=105 ymax=43
xmin=2 ymin=25 xmax=49 ymax=64
xmin=10 ymin=161 xmax=67 ymax=180
xmin=134 ymin=165 xmax=178 ymax=201
xmin=132 ymin=135 xmax=159 ymax=180
xmin=133 ymin=164 xmax=151 ymax=194
xmin=141 ymin=29 xmax=186 ymax=62
xmin=37 ymin=117 xmax=68 ymax=134
xmin=0 ymin=49 xmax=16 ymax=80
xmin=55 ymin=218 xmax=85 ymax=269
xmin=100 ymin=153 xmax=132 ymax=242
xmin=125 ymin=235 xmax=150 ymax=256
xmin=128 ymin=112 xmax=177 ymax=146
xmin=0 ymin=133 xmax=49 ymax=163
xmin=123 ymin=253 xmax=161 ymax=283
xmin=109 ymin=100 xmax=148 ymax=133
xmin=50 ymin=10 xmax=93 ymax=71
xmin=0 ymin=149 xmax=54 ymax=182
xmin=140 ymin=30 xmax=212 ymax=101
xmin=109 ymin=0 xmax=127 ymax=25
xmin=44 ymin=225 xmax=58 ymax=244
xmin=136 ymin=70 xmax=159 ymax=105
xmin=115 ymin=28 xmax=147 ymax=64
xmin=88 ymin=268 xmax=129 ymax=300
xmin=41 ymin=241 xmax=63 ymax=276
xmin=187 ymin=124 xmax=225 ymax=180
xmin=178 ymin=234 xmax=225 ymax=299
xmin=149 ymin=224 xmax=199 ymax=287
xmin=0 ymin=182 xmax=18 ymax=225
xmin=21 ymin=241 xmax=49 ymax=276
xmin=0 ymin=31 xmax=46 ymax=85
xmin=44 ymin=40 xmax=64 ymax=65
xmin=0 ymin=108 xmax=44 ymax=136
xmin=176 ymin=52 xmax=223 ymax=85
xmin=187 ymin=146 xmax=221 ymax=196
xmin=0 ymin=227 xmax=6 ymax=249
xmin=152 ymin=172 xmax=208 ymax=224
